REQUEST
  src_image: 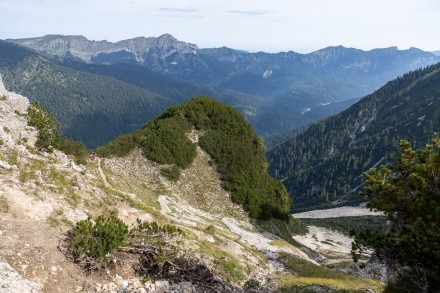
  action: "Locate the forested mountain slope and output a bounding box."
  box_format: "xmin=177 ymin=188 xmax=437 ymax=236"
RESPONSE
xmin=98 ymin=97 xmax=292 ymax=219
xmin=0 ymin=40 xmax=360 ymax=146
xmin=0 ymin=41 xmax=174 ymax=147
xmin=9 ymin=35 xmax=440 ymax=138
xmin=268 ymin=63 xmax=440 ymax=212
xmin=10 ymin=35 xmax=439 ymax=101
xmin=61 ymin=60 xmax=360 ymax=137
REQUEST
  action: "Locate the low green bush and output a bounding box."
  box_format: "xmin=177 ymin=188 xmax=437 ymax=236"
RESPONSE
xmin=244 ymin=278 xmax=261 ymax=290
xmin=95 ymin=132 xmax=143 ymax=158
xmin=66 ymin=215 xmax=182 ymax=271
xmin=160 ymin=165 xmax=181 ymax=181
xmin=27 ymin=101 xmax=60 ymax=150
xmin=67 ymin=213 xmax=129 ymax=266
xmin=60 ymin=137 xmax=90 ymax=164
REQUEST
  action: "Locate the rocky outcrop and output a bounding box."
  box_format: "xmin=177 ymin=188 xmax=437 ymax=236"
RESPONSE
xmin=0 ymin=261 xmax=40 ymax=293
xmin=0 ymin=75 xmax=38 ymax=148
xmin=97 ymin=277 xmax=244 ymax=293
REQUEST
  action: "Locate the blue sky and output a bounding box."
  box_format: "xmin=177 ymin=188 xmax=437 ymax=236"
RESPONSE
xmin=1 ymin=0 xmax=439 ymax=53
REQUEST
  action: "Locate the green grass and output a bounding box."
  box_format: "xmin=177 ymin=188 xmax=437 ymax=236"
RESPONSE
xmin=199 ymin=241 xmax=247 ymax=283
xmin=47 ymin=167 xmax=80 ymax=207
xmin=271 ymin=240 xmax=298 ymax=248
xmin=18 ymin=158 xmax=45 ymax=183
xmin=277 ymin=253 xmax=383 ymax=292
xmin=100 ymin=158 xmax=162 ymax=212
xmin=6 ymin=150 xmax=18 ymax=165
xmin=160 ymin=165 xmax=181 ymax=181
xmin=47 ymin=208 xmax=73 ymax=227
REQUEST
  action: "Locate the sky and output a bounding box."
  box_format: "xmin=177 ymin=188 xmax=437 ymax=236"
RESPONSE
xmin=1 ymin=0 xmax=439 ymax=53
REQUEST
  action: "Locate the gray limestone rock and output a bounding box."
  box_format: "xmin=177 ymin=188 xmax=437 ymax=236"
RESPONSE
xmin=0 ymin=261 xmax=40 ymax=293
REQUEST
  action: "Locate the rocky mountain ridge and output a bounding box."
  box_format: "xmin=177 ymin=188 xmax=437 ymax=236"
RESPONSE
xmin=9 ymin=34 xmax=198 ymax=64
xmin=9 ymin=34 xmax=439 ymax=100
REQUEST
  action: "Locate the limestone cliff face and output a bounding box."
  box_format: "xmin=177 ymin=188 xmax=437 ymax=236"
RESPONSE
xmin=0 ymin=75 xmax=37 ymax=150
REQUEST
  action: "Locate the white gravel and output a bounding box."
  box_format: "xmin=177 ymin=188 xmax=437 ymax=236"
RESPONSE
xmin=292 ymin=204 xmax=383 ymax=219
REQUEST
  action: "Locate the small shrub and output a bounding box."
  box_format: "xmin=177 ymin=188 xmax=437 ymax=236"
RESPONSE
xmin=244 ymin=278 xmax=261 ymax=290
xmin=131 ymin=218 xmax=182 ymax=237
xmin=27 ymin=101 xmax=60 ymax=150
xmin=205 ymin=224 xmax=216 ymax=235
xmin=67 ymin=213 xmax=129 ymax=268
xmin=60 ymin=137 xmax=90 ymax=164
xmin=0 ymin=95 xmax=7 ymax=101
xmin=96 ymin=133 xmax=143 ymax=158
xmin=3 ymin=127 xmax=10 ymax=133
xmin=160 ymin=165 xmax=181 ymax=181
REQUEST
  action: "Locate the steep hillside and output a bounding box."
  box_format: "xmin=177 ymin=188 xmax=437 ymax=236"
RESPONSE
xmin=0 ymin=84 xmax=383 ymax=292
xmin=97 ymin=97 xmax=292 ymax=220
xmin=268 ymin=62 xmax=440 ymax=212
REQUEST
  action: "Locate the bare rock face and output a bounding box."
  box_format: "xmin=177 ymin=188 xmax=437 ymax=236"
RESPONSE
xmin=0 ymin=75 xmax=38 ymax=148
xmin=0 ymin=261 xmax=40 ymax=293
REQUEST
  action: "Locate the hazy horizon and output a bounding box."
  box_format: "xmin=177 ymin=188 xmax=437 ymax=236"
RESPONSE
xmin=6 ymin=33 xmax=438 ymax=55
xmin=1 ymin=0 xmax=439 ymax=53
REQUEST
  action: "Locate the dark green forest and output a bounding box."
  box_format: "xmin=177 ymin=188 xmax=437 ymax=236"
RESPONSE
xmin=0 ymin=41 xmax=175 ymax=148
xmin=268 ymin=63 xmax=440 ymax=212
xmin=0 ymin=41 xmax=412 ymax=148
xmin=97 ymin=97 xmax=292 ymax=220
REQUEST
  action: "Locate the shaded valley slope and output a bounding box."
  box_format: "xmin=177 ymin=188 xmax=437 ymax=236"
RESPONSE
xmin=268 ymin=62 xmax=440 ymax=212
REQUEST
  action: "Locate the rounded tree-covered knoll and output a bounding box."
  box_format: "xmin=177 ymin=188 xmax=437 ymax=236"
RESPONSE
xmin=97 ymin=97 xmax=292 ymax=220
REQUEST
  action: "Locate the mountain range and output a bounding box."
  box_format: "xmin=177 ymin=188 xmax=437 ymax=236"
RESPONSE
xmin=267 ymin=62 xmax=440 ymax=212
xmin=6 ymin=34 xmax=440 ymax=143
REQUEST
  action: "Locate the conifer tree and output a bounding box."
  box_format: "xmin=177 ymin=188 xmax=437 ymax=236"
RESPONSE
xmin=352 ymin=134 xmax=440 ymax=292
xmin=27 ymin=101 xmax=60 ymax=150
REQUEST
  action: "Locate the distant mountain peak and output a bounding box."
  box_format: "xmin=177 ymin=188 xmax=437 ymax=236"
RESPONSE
xmin=8 ymin=34 xmax=198 ymax=63
xmin=157 ymin=33 xmax=177 ymax=41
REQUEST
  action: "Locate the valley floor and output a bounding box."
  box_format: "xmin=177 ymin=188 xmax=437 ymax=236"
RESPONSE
xmin=292 ymin=204 xmax=383 ymax=219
